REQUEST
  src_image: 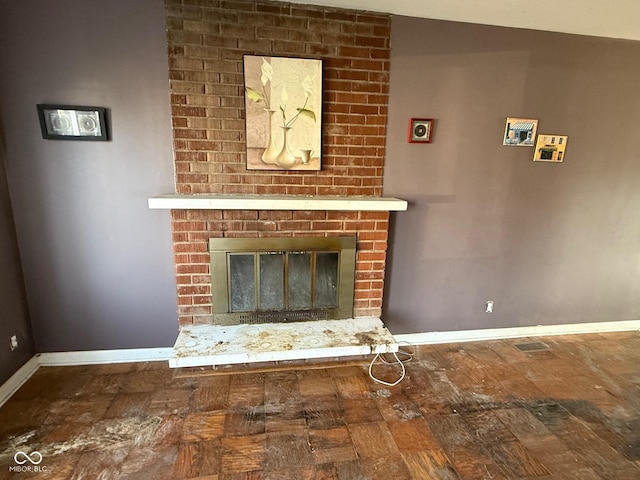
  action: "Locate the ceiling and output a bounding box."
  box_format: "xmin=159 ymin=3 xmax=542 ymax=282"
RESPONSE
xmin=289 ymin=0 xmax=640 ymax=41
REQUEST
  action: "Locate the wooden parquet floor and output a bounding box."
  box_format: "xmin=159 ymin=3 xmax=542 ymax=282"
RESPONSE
xmin=1 ymin=331 xmax=639 ymax=479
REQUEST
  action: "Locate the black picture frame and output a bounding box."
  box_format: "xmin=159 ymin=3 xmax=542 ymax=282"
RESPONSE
xmin=37 ymin=104 xmax=108 ymax=141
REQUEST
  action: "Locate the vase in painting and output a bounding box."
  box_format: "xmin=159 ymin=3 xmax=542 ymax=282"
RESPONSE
xmin=274 ymin=126 xmax=297 ymax=169
xmin=261 ymin=109 xmax=279 ymax=164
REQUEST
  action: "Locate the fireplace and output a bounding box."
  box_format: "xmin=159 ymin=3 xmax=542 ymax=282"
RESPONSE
xmin=148 ymin=196 xmax=407 ymax=325
xmin=209 ymin=236 xmax=356 ymax=325
xmin=159 ymin=1 xmax=399 ymax=327
xmin=151 ymin=1 xmax=408 ymax=366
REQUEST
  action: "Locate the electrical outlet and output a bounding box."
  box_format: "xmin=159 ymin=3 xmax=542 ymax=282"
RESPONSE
xmin=10 ymin=335 xmax=18 ymax=351
xmin=485 ymin=301 xmax=494 ymax=313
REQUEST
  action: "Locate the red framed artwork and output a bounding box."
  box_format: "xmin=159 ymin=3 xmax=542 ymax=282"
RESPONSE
xmin=408 ymin=118 xmax=433 ymax=143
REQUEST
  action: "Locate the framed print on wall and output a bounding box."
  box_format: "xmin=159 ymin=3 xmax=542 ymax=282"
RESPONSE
xmin=37 ymin=104 xmax=107 ymax=141
xmin=533 ymin=134 xmax=568 ymax=162
xmin=408 ymin=118 xmax=433 ymax=143
xmin=243 ymin=55 xmax=322 ymax=170
xmin=503 ymin=117 xmax=537 ymax=146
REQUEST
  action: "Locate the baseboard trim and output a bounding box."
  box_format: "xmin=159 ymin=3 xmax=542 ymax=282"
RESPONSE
xmin=0 ymin=356 xmax=40 ymax=407
xmin=394 ymin=319 xmax=640 ymax=345
xmin=2 ymin=320 xmax=638 ymax=407
xmin=37 ymin=347 xmax=173 ymax=366
xmin=0 ymin=347 xmax=173 ymax=407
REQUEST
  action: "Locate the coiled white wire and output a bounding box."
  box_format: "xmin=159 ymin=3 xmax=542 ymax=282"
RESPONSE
xmin=368 ymin=342 xmax=415 ymax=386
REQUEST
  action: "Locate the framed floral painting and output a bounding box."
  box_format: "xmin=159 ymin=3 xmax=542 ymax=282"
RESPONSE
xmin=243 ymin=55 xmax=322 ymax=170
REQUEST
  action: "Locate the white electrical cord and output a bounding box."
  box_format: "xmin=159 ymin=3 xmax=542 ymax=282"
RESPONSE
xmin=368 ymin=342 xmax=415 ymax=386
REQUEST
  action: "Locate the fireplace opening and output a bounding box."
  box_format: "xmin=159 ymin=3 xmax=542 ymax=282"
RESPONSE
xmin=209 ymin=236 xmax=356 ymax=325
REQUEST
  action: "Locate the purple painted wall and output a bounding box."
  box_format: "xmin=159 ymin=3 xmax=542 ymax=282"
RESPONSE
xmin=1 ymin=3 xmax=639 ymax=371
xmin=0 ymin=149 xmax=34 ymax=384
xmin=384 ymin=17 xmax=640 ymax=333
xmin=0 ymin=0 xmax=178 ymax=353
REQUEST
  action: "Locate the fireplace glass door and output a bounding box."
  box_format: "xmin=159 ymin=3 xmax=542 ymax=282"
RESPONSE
xmin=229 ymin=251 xmax=339 ymax=313
xmin=210 ymin=237 xmax=355 ymax=325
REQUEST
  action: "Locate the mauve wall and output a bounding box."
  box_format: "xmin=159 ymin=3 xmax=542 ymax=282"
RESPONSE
xmin=383 ymin=17 xmax=640 ymax=333
xmin=0 ymin=0 xmax=178 ymax=352
xmin=2 ymin=2 xmax=639 ymax=367
xmin=0 ymin=150 xmax=34 ymax=384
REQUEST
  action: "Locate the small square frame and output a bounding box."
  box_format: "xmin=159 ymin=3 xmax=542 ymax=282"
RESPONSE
xmin=503 ymin=117 xmax=538 ymax=146
xmin=408 ymin=118 xmax=433 ymax=143
xmin=37 ymin=104 xmax=107 ymax=141
xmin=533 ymin=134 xmax=568 ymax=162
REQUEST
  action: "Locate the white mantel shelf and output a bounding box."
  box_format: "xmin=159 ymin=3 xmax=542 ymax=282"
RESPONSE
xmin=148 ymin=194 xmax=408 ymax=212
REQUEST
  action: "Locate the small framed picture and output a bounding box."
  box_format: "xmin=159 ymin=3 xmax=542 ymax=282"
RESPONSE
xmin=503 ymin=117 xmax=537 ymax=146
xmin=37 ymin=104 xmax=108 ymax=141
xmin=408 ymin=118 xmax=433 ymax=143
xmin=533 ymin=134 xmax=568 ymax=162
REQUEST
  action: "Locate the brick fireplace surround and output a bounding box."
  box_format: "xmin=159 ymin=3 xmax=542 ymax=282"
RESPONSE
xmin=163 ymin=0 xmax=395 ymax=326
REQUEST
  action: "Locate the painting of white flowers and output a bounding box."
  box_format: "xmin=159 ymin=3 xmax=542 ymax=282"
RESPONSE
xmin=244 ymin=55 xmax=322 ymax=170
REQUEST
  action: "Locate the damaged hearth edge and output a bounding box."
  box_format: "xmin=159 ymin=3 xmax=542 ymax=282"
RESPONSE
xmin=170 ymin=318 xmax=399 ymax=369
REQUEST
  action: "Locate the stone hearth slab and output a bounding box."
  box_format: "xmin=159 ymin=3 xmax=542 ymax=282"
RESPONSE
xmin=169 ymin=317 xmax=398 ymax=368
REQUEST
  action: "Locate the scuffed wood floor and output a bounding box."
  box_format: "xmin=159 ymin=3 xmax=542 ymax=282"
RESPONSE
xmin=1 ymin=331 xmax=639 ymax=479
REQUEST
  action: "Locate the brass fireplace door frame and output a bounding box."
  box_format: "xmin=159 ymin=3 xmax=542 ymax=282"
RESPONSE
xmin=208 ymin=236 xmax=356 ymax=325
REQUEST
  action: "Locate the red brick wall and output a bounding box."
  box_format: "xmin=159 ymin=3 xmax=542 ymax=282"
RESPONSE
xmin=164 ymin=0 xmax=392 ymax=324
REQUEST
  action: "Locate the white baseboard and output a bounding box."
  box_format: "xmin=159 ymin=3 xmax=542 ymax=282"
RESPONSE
xmin=0 ymin=356 xmax=40 ymax=407
xmin=0 ymin=348 xmax=172 ymax=407
xmin=394 ymin=319 xmax=640 ymax=345
xmin=37 ymin=347 xmax=173 ymax=366
xmin=2 ymin=319 xmax=639 ymax=407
